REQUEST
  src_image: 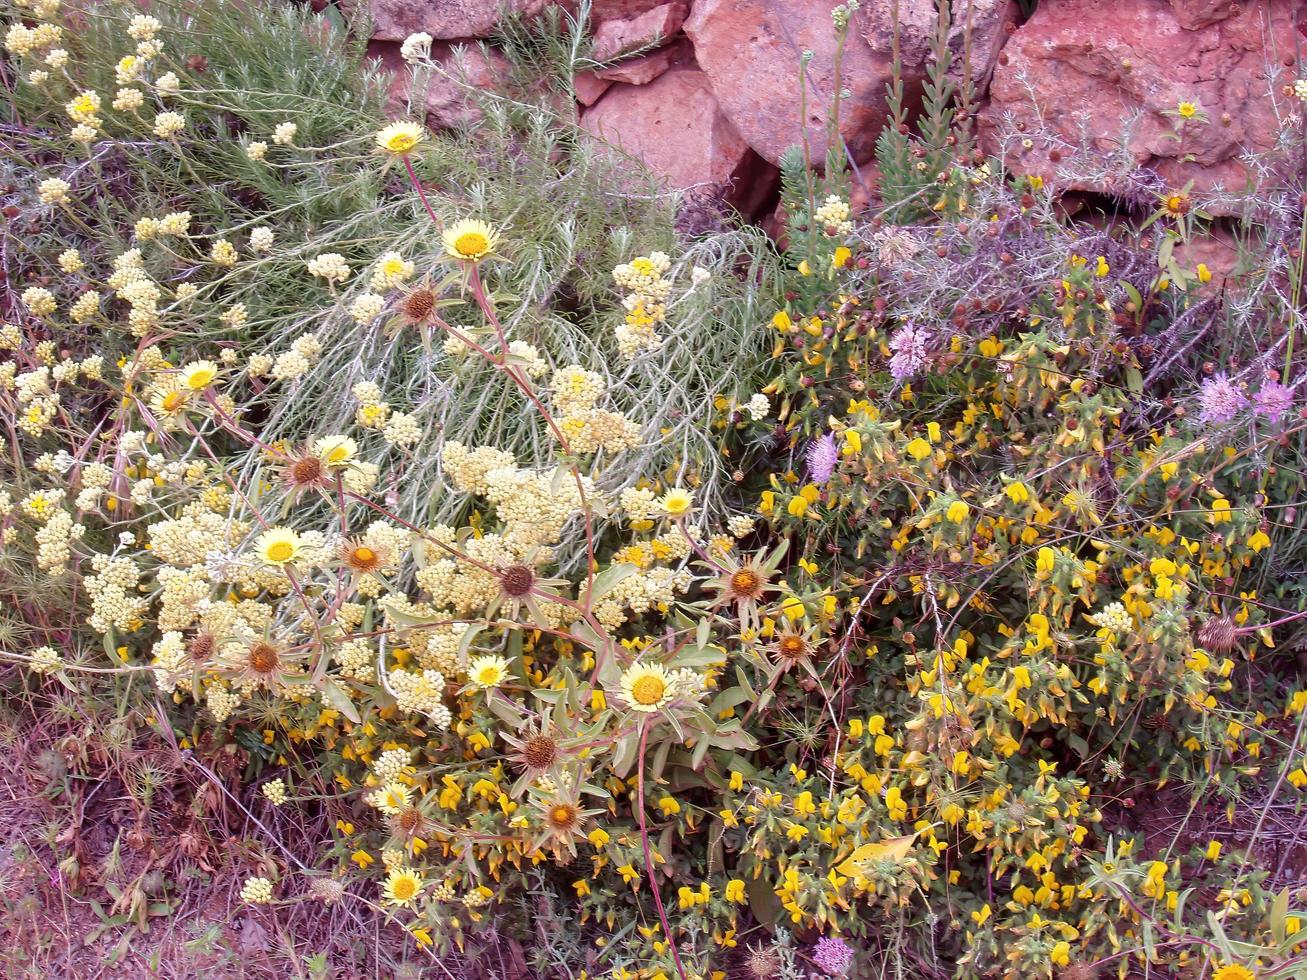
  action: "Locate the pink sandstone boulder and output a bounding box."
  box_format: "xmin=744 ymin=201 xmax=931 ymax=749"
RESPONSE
xmin=364 ymin=0 xmax=555 ymax=41
xmin=590 ymin=2 xmax=687 ymax=62
xmin=368 ymin=40 xmax=510 ymax=129
xmin=575 ymin=38 xmax=692 ymax=106
xmin=589 ymin=0 xmax=668 ymax=22
xmin=581 ymin=66 xmax=757 ymax=199
xmin=684 ymin=0 xmax=1017 ymax=168
xmin=979 ymin=0 xmax=1306 ymax=213
xmin=1169 ymin=0 xmax=1240 ymax=29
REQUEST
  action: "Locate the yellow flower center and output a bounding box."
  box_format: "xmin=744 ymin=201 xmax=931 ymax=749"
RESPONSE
xmin=386 ymin=133 xmax=416 ymax=153
xmin=326 ymin=446 xmax=350 ymax=464
xmin=185 ymin=368 xmax=215 ymax=389
xmin=265 ymin=541 xmax=295 ymax=563
xmin=549 ymin=804 xmax=577 ymax=828
xmin=631 ymin=675 xmax=666 ymax=705
xmin=162 ymin=391 xmax=186 ymax=411
xmin=390 ymin=876 xmax=417 ymax=900
xmin=453 ymin=231 xmax=488 ymax=258
xmin=730 ymin=570 xmax=760 ymax=595
xmin=476 ymin=666 xmax=502 ymax=685
xmin=352 ymin=546 xmax=375 ymax=564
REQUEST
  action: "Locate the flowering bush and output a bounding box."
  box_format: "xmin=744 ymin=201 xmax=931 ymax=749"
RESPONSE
xmin=3 ymin=0 xmax=1307 ymax=978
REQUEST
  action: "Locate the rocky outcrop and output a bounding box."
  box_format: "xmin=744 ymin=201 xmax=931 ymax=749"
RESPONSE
xmin=368 ymin=40 xmax=510 ymax=129
xmin=364 ymin=0 xmax=555 ymax=41
xmin=683 ymin=0 xmax=892 ymax=167
xmin=683 ymin=0 xmax=1016 ymax=168
xmin=581 ymin=66 xmax=765 ymax=206
xmin=979 ymin=0 xmax=1306 ymax=213
xmin=590 ymin=2 xmax=687 ymax=61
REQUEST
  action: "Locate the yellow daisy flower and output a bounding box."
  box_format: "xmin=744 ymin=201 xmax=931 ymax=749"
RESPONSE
xmin=441 ymin=218 xmax=499 ymax=263
xmin=1213 ymin=965 xmax=1255 ymax=980
xmin=370 ymin=781 xmax=413 ymax=815
xmin=254 ymin=526 xmax=302 ymax=566
xmin=619 ymin=663 xmax=673 ymax=713
xmin=469 ymin=654 xmax=510 ymax=690
xmin=374 ymin=120 xmax=425 ymax=156
xmin=179 ymin=359 xmax=219 ymax=391
xmin=382 ymin=867 xmax=424 ymax=907
xmin=311 ymin=434 xmax=358 ymax=468
xmin=658 ymin=488 xmax=693 ymax=517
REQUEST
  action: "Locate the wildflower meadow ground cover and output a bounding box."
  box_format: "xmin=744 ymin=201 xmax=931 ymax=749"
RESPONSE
xmin=3 ymin=0 xmax=1307 ymax=977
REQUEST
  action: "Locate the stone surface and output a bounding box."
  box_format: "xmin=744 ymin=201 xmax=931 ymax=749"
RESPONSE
xmin=574 ymin=72 xmax=614 ymax=106
xmin=364 ymin=0 xmax=554 ymax=41
xmin=575 ymin=38 xmax=691 ymax=105
xmin=589 ymin=0 xmax=668 ymax=23
xmin=978 ymin=0 xmax=1307 ymax=214
xmin=861 ymin=0 xmax=1019 ymax=91
xmin=591 ymin=2 xmax=687 ymax=61
xmin=1169 ymin=0 xmax=1240 ymax=29
xmin=683 ymin=0 xmax=1015 ymax=168
xmin=581 ymin=66 xmax=758 ymax=199
xmin=368 ymin=40 xmax=509 ymax=129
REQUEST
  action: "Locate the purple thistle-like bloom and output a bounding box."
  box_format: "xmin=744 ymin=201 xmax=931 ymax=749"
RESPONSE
xmin=805 ymin=432 xmax=839 ymax=483
xmin=1197 ymin=373 xmax=1248 ymax=425
xmin=811 ymin=936 xmax=856 ymax=977
xmin=888 ymin=323 xmax=930 ymax=381
xmin=1253 ymin=380 xmax=1294 ymax=423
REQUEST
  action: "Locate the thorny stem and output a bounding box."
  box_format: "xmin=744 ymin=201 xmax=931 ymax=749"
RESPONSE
xmin=636 ymin=720 xmax=689 ymax=980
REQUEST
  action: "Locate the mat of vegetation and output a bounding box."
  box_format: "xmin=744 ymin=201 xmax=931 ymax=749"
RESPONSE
xmin=3 ymin=1 xmax=1307 ymax=978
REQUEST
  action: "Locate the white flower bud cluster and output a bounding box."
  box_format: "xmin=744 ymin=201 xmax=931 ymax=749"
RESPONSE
xmin=157 ymin=565 xmax=211 ymax=630
xmin=86 ymin=554 xmax=147 ymax=632
xmin=30 ymin=645 xmax=63 ymax=674
xmin=593 ymin=566 xmax=691 ymax=630
xmin=307 ymin=252 xmax=350 ymax=283
xmin=34 ymin=507 xmax=82 ymax=571
xmin=372 ymin=747 xmax=414 ymax=783
xmin=207 ymin=683 xmax=240 ymax=722
xmin=150 ymin=631 xmax=188 ymax=693
xmin=814 ymin=195 xmax=853 ymax=236
xmin=388 ymin=667 xmax=451 ymax=728
xmin=149 ymin=510 xmax=247 ymax=568
xmin=334 ymin=638 xmax=375 ymax=681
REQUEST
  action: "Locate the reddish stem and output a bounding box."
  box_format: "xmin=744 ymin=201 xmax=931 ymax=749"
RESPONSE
xmin=402 ymin=156 xmax=442 ymax=227
xmin=636 ymin=721 xmax=689 ymax=980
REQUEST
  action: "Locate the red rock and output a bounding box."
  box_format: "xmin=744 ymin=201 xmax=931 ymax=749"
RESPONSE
xmin=576 ymin=38 xmax=690 ymax=107
xmin=1169 ymin=0 xmax=1240 ymax=29
xmin=979 ymin=0 xmax=1305 ymax=214
xmin=861 ymin=0 xmax=1019 ymax=91
xmin=684 ymin=0 xmax=1015 ymax=168
xmin=573 ymin=72 xmax=614 ymax=106
xmin=595 ymin=38 xmax=692 ymax=84
xmin=363 ymin=0 xmax=553 ymax=41
xmin=581 ymin=66 xmax=757 ymax=199
xmin=368 ymin=40 xmax=509 ymax=129
xmin=591 ymin=2 xmax=687 ymax=61
xmin=1173 ymin=226 xmax=1241 ymax=294
xmin=589 ymin=0 xmax=667 ymax=23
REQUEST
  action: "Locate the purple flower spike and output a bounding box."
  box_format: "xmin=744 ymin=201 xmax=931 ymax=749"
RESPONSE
xmin=806 ymin=432 xmax=839 ymax=483
xmin=888 ymin=323 xmax=930 ymax=381
xmin=1253 ymin=380 xmax=1293 ymax=423
xmin=1197 ymin=373 xmax=1248 ymax=425
xmin=812 ymin=936 xmax=856 ymax=977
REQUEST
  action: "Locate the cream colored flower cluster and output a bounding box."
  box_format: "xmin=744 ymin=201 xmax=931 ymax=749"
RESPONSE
xmin=814 ymin=194 xmax=854 ymax=237
xmin=612 ymin=252 xmax=672 ymax=359
xmin=85 ymin=554 xmax=148 ymax=632
xmin=387 ymin=667 xmax=452 ymax=728
xmin=549 ymin=366 xmax=639 ymax=456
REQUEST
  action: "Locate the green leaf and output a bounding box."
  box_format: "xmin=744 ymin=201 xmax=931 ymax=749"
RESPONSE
xmin=319 ymin=680 xmax=361 ymax=724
